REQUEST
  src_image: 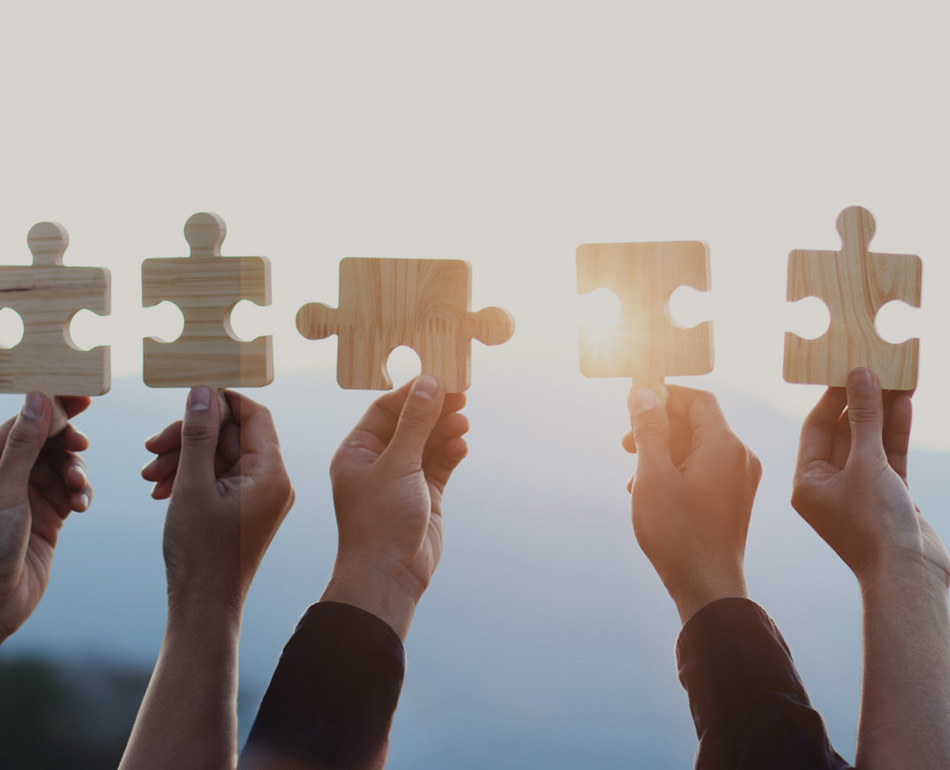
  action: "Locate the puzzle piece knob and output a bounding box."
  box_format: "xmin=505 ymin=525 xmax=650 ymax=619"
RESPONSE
xmin=835 ymin=206 xmax=875 ymax=250
xmin=27 ymin=222 xmax=69 ymax=266
xmin=184 ymin=212 xmax=227 ymax=257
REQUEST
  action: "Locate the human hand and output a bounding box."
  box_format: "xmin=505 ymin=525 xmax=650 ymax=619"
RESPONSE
xmin=321 ymin=375 xmax=469 ymax=640
xmin=141 ymin=387 xmax=295 ymax=616
xmin=791 ymin=367 xmax=950 ymax=588
xmin=0 ymin=393 xmax=92 ymax=642
xmin=626 ymin=386 xmax=761 ymax=623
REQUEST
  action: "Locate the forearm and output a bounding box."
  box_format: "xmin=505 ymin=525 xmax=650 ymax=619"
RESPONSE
xmin=119 ymin=602 xmax=242 ymax=770
xmin=856 ymin=559 xmax=950 ymax=769
xmin=679 ymin=598 xmax=852 ymax=770
xmin=240 ymin=601 xmax=406 ymax=770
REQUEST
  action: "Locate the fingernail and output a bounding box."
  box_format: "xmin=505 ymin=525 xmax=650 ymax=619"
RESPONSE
xmin=848 ymin=368 xmax=873 ymax=387
xmin=22 ymin=392 xmax=44 ymax=420
xmin=414 ymin=375 xmax=439 ymax=400
xmin=630 ymin=388 xmax=661 ymax=416
xmin=76 ymin=493 xmax=89 ymax=511
xmin=188 ymin=386 xmax=211 ymax=411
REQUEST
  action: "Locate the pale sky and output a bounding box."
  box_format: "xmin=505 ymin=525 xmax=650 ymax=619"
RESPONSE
xmin=2 ymin=1 xmax=949 ymax=446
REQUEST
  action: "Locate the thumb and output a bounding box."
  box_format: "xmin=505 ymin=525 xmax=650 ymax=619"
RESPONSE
xmin=0 ymin=393 xmax=51 ymax=508
xmin=626 ymin=387 xmax=672 ymax=469
xmin=845 ymin=368 xmax=886 ymax=464
xmin=384 ymin=375 xmax=445 ymax=469
xmin=177 ymin=386 xmax=220 ymax=494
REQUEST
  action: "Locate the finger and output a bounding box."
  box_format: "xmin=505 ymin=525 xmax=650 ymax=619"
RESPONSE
xmin=797 ymin=387 xmax=847 ymax=466
xmin=626 ymin=387 xmax=673 ymax=471
xmin=175 ymin=386 xmax=221 ymax=495
xmin=830 ymin=410 xmax=851 ymax=469
xmin=441 ymin=392 xmax=466 ymax=416
xmin=222 ymin=393 xmax=284 ymax=480
xmin=151 ymin=476 xmax=176 ymax=500
xmin=845 ymin=368 xmax=886 ymax=464
xmin=28 ymin=462 xmax=92 ymax=517
xmin=669 ymin=388 xmax=732 ymax=454
xmin=141 ymin=450 xmax=180 ymax=483
xmin=422 ymin=413 xmax=469 ymax=467
xmin=144 ymin=421 xmax=183 ymax=455
xmin=62 ymin=454 xmax=88 ymax=490
xmin=54 ymin=424 xmax=89 ymax=453
xmin=383 ymin=376 xmax=446 ymax=470
xmin=883 ymin=392 xmax=912 ymax=484
xmin=426 ymin=411 xmax=470 ymax=450
xmin=69 ymin=483 xmax=92 ymax=512
xmin=217 ymin=421 xmax=242 ymax=466
xmin=59 ymin=396 xmax=92 ymax=419
xmin=348 ymin=380 xmax=416 ymax=446
xmin=423 ymin=436 xmax=468 ymax=494
xmin=0 ymin=394 xmax=52 ymax=509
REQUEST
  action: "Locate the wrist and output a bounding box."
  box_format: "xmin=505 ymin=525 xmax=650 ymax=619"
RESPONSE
xmin=167 ymin=588 xmax=245 ymax=631
xmin=322 ymin=559 xmax=422 ymax=642
xmin=859 ymin=553 xmax=950 ymax=606
xmin=668 ymin=571 xmax=750 ymax=626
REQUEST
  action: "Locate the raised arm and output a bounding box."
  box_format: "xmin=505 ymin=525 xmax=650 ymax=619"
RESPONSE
xmin=119 ymin=387 xmax=294 ymax=770
xmin=791 ymin=368 xmax=950 ymax=769
xmin=627 ymin=385 xmax=851 ymax=769
xmin=0 ymin=393 xmax=92 ymax=644
xmin=241 ymin=374 xmax=468 ymax=770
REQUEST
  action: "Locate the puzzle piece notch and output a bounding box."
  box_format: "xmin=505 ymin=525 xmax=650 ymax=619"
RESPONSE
xmin=576 ymin=240 xmax=713 ymax=395
xmin=142 ymin=212 xmax=273 ymax=390
xmin=0 ymin=222 xmax=111 ymax=434
xmin=784 ymin=206 xmax=921 ymax=390
xmin=295 ymin=258 xmax=515 ymax=392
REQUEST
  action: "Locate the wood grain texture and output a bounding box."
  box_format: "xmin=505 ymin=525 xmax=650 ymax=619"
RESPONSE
xmin=784 ymin=206 xmax=921 ymax=390
xmin=142 ymin=213 xmax=273 ymax=389
xmin=576 ymin=241 xmax=713 ymax=393
xmin=296 ymin=258 xmax=515 ymax=391
xmin=0 ymin=222 xmax=110 ymax=433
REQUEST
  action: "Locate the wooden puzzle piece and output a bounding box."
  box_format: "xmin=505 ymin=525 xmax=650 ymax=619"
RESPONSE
xmin=296 ymin=258 xmax=514 ymax=391
xmin=0 ymin=222 xmax=110 ymax=433
xmin=784 ymin=206 xmax=921 ymax=390
xmin=576 ymin=241 xmax=713 ymax=394
xmin=142 ymin=213 xmax=273 ymax=391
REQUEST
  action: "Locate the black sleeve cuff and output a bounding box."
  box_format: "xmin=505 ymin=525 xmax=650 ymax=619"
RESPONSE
xmin=243 ymin=601 xmax=406 ymax=769
xmin=676 ymin=597 xmax=852 ymax=770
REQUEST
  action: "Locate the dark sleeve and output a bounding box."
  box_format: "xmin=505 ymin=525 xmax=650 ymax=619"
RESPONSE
xmin=242 ymin=601 xmax=406 ymax=769
xmin=676 ymin=598 xmax=853 ymax=770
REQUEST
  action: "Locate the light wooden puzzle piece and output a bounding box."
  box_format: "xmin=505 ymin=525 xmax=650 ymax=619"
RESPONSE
xmin=296 ymin=258 xmax=515 ymax=391
xmin=576 ymin=241 xmax=713 ymax=394
xmin=143 ymin=213 xmax=273 ymax=391
xmin=0 ymin=222 xmax=110 ymax=433
xmin=784 ymin=206 xmax=921 ymax=390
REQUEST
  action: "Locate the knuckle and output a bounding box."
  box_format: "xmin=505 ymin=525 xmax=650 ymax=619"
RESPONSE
xmin=633 ymin=417 xmax=667 ymax=442
xmin=848 ymin=403 xmax=881 ymax=425
xmin=400 ymin=405 xmax=431 ymax=429
xmin=5 ymin=422 xmax=42 ymax=453
xmin=181 ymin=421 xmax=217 ymax=445
xmin=746 ymin=448 xmax=763 ymax=479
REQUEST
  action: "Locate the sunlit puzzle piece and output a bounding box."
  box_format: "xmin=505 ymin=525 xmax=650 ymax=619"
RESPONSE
xmin=784 ymin=206 xmax=921 ymax=390
xmin=142 ymin=213 xmax=273 ymax=390
xmin=576 ymin=240 xmax=712 ymax=394
xmin=0 ymin=222 xmax=110 ymax=432
xmin=296 ymin=258 xmax=514 ymax=391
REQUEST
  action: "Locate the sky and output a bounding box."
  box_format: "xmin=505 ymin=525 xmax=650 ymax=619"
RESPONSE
xmin=2 ymin=3 xmax=950 ymax=765
xmin=1 ymin=1 xmax=949 ymax=445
